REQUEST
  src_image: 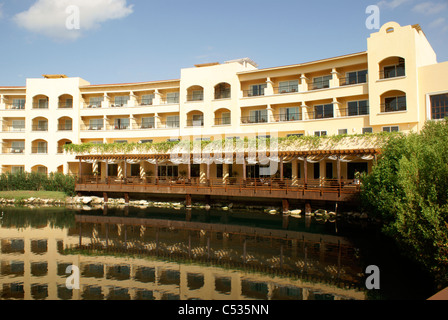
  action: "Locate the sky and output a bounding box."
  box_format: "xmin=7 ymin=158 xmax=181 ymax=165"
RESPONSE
xmin=0 ymin=0 xmax=447 ymax=86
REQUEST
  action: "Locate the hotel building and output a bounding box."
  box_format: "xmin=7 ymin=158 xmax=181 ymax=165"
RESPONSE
xmin=1 ymin=22 xmax=448 ymax=187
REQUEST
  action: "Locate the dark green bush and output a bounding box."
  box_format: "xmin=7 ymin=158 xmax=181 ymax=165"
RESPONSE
xmin=0 ymin=172 xmax=76 ymax=196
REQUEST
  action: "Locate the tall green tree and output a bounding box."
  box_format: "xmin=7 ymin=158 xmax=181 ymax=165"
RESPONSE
xmin=361 ymin=119 xmax=448 ymax=287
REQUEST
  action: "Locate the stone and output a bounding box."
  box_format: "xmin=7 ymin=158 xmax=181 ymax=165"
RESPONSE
xmin=82 ymin=197 xmax=93 ymax=205
xmin=269 ymin=209 xmax=277 ymax=215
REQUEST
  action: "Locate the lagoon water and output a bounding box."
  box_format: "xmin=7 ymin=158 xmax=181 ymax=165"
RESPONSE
xmin=0 ymin=205 xmax=435 ymax=300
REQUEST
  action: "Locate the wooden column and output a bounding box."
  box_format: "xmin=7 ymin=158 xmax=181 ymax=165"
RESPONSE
xmin=280 ymin=157 xmax=284 ymax=181
xmin=186 ymin=194 xmax=192 ymax=207
xmin=304 ymin=157 xmax=308 ymax=189
xmin=207 ymin=162 xmax=210 ymax=186
xmin=282 ymin=199 xmax=289 ymax=213
xmin=155 ymin=159 xmax=159 ymax=185
xmin=105 ymin=160 xmax=109 ymax=181
xmin=123 ymin=159 xmax=127 ymax=181
xmin=78 ymin=159 xmax=82 ymax=182
xmin=187 ymin=159 xmax=191 ymax=181
xmin=337 ymin=156 xmax=341 ymax=197
xmin=242 ymin=156 xmax=246 ymax=182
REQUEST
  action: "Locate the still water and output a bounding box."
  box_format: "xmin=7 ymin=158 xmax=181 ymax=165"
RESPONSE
xmin=0 ymin=205 xmax=435 ymax=300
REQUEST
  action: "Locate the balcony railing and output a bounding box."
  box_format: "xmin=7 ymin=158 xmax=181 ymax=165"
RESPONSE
xmin=86 ymin=103 xmax=102 ymax=108
xmin=106 ymin=124 xmax=131 ymax=130
xmin=214 ymin=118 xmax=231 ymax=126
xmin=243 ymin=90 xmax=265 ymax=98
xmin=338 ymin=107 xmax=370 ymax=117
xmin=32 ymin=147 xmax=48 ymax=154
xmin=271 ymin=113 xmax=302 ymax=122
xmin=137 ymin=98 xmax=153 ymax=106
xmin=58 ymin=102 xmax=73 ymax=109
xmin=2 ymin=126 xmax=25 ymax=132
xmin=381 ymin=102 xmax=407 ymax=113
xmin=133 ymin=123 xmax=155 ymax=130
xmin=186 ymin=119 xmax=204 ymax=127
xmin=3 ymin=148 xmax=25 ymax=154
xmin=214 ymin=89 xmax=231 ymax=100
xmin=159 ymin=120 xmax=180 ymax=128
xmin=5 ymin=104 xmax=25 ymax=110
xmin=186 ymin=94 xmax=204 ymax=102
xmin=81 ymin=125 xmax=104 ymax=131
xmin=339 ymin=75 xmax=367 ymax=86
xmin=32 ymin=102 xmax=49 ymax=109
xmin=110 ymin=103 xmax=128 ymax=108
xmin=379 ymin=66 xmax=405 ymax=79
xmin=58 ymin=124 xmax=73 ymax=131
xmin=309 ymin=81 xmax=330 ymax=90
xmin=160 ymin=97 xmax=180 ymax=104
xmin=241 ymin=116 xmax=268 ymax=124
xmin=273 ymin=85 xmax=299 ymax=94
xmin=32 ymin=125 xmax=48 ymax=132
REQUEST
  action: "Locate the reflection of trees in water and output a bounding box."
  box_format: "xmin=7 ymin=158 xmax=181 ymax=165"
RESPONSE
xmin=0 ymin=206 xmax=75 ymax=229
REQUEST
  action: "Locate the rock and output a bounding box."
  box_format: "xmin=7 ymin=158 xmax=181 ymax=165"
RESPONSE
xmin=205 ymin=204 xmax=211 ymax=210
xmin=222 ymin=207 xmax=229 ymax=211
xmin=290 ymin=209 xmax=302 ymax=215
xmin=269 ymin=209 xmax=277 ymax=215
xmin=81 ymin=197 xmax=93 ymax=205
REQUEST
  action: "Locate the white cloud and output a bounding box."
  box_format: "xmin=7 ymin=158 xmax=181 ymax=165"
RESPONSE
xmin=13 ymin=0 xmax=134 ymax=41
xmin=429 ymin=17 xmax=446 ymax=28
xmin=377 ymin=0 xmax=412 ymax=9
xmin=412 ymin=1 xmax=447 ymax=15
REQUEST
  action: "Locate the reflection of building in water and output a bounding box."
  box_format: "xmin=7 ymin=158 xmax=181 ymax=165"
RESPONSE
xmin=0 ymin=217 xmax=366 ymax=300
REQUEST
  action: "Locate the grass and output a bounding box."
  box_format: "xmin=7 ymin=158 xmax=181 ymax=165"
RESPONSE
xmin=0 ymin=190 xmax=68 ymax=202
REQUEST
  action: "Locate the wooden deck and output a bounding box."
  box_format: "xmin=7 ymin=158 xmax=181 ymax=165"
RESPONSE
xmin=76 ymin=177 xmax=361 ymax=202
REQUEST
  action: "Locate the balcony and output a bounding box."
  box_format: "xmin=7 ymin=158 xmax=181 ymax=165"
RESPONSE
xmin=339 ymin=75 xmax=367 ymax=86
xmin=159 ymin=120 xmax=180 ymax=128
xmin=2 ymin=125 xmax=25 ymax=132
xmin=186 ymin=94 xmax=204 ymax=102
xmin=32 ymin=125 xmax=48 ymax=132
xmin=32 ymin=102 xmax=48 ymax=109
xmin=32 ymin=147 xmax=48 ymax=154
xmin=273 ymin=85 xmax=299 ymax=94
xmin=241 ymin=116 xmax=268 ymax=124
xmin=214 ymin=89 xmax=231 ymax=100
xmin=107 ymin=124 xmax=131 ymax=130
xmin=5 ymin=104 xmax=25 ymax=110
xmin=58 ymin=102 xmax=73 ymax=109
xmin=81 ymin=125 xmax=104 ymax=131
xmin=3 ymin=148 xmax=25 ymax=154
xmin=133 ymin=122 xmax=155 ymax=130
xmin=137 ymin=98 xmax=154 ymax=106
xmin=243 ymin=90 xmax=265 ymax=98
xmin=271 ymin=113 xmax=302 ymax=122
xmin=381 ymin=102 xmax=407 ymax=113
xmin=214 ymin=118 xmax=231 ymax=126
xmin=186 ymin=119 xmax=204 ymax=127
xmin=58 ymin=124 xmax=73 ymax=131
xmin=309 ymin=81 xmax=330 ymax=91
xmin=379 ymin=66 xmax=405 ymax=79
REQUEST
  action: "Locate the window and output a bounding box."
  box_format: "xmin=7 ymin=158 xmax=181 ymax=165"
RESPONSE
xmin=192 ymin=114 xmax=204 ymax=126
xmin=383 ymin=126 xmax=399 ymax=132
xmin=221 ymin=112 xmax=231 ymax=125
xmin=158 ymin=165 xmax=179 ymax=178
xmin=362 ymin=127 xmax=373 ymax=134
xmin=430 ymin=93 xmax=448 ymax=120
xmin=141 ymin=117 xmax=155 ymax=129
xmin=12 ymin=99 xmax=25 ymax=109
xmin=37 ymin=120 xmax=48 ymax=131
xmin=131 ymin=164 xmax=140 ymax=177
xmin=89 ymin=119 xmax=103 ymax=130
xmin=287 ymin=133 xmax=304 ymax=137
xmin=114 ymin=118 xmax=130 ymax=130
xmin=279 ymin=107 xmax=300 ymax=121
xmin=114 ymin=140 xmax=127 ymax=144
xmin=167 ymin=138 xmax=180 ymax=142
xmin=278 ymin=80 xmax=299 ymax=93
xmin=141 ymin=94 xmax=154 ymax=105
xmin=113 ymin=96 xmax=129 ymax=107
xmin=249 ymin=109 xmax=268 ymax=123
xmin=249 ymin=84 xmax=267 ymax=97
xmin=191 ymin=90 xmax=203 ymax=101
xmin=314 ymin=131 xmax=327 ymax=137
xmin=166 ymin=92 xmax=179 ymax=104
xmin=12 ymin=166 xmax=24 ymax=174
xmin=344 ymin=70 xmax=368 ymax=85
xmin=38 ymin=99 xmax=48 ymax=109
xmin=312 ymin=75 xmax=331 ymax=90
xmin=12 ymin=141 xmax=25 ymax=153
xmin=348 ymin=100 xmax=369 ymax=116
xmin=313 ymin=163 xmax=320 ymax=179
xmin=384 ymin=96 xmax=407 ymax=112
xmin=338 ymin=129 xmax=348 ymax=135
xmin=89 ymin=97 xmax=103 ymax=108
xmin=166 ymin=115 xmax=179 ymax=128
xmin=60 ymin=119 xmax=72 ymax=130
xmin=314 ymin=104 xmax=334 ymax=119
xmin=37 ymin=166 xmax=47 ymax=175
xmin=108 ymin=164 xmax=118 ymax=176
xmin=383 ymin=61 xmax=405 ymax=78
xmin=326 ymin=162 xmax=333 ymax=179
xmin=37 ymin=141 xmax=47 ymax=153
xmin=12 ymin=120 xmax=25 ymax=131
xmin=140 ymin=139 xmax=153 ymax=144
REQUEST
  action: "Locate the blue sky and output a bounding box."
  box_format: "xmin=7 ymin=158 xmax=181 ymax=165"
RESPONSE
xmin=0 ymin=0 xmax=447 ymax=86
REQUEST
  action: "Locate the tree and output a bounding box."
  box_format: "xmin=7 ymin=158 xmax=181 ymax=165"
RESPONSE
xmin=361 ymin=119 xmax=448 ymax=288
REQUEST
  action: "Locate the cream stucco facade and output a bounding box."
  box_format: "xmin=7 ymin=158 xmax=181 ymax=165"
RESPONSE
xmin=1 ymin=22 xmax=448 ymax=176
